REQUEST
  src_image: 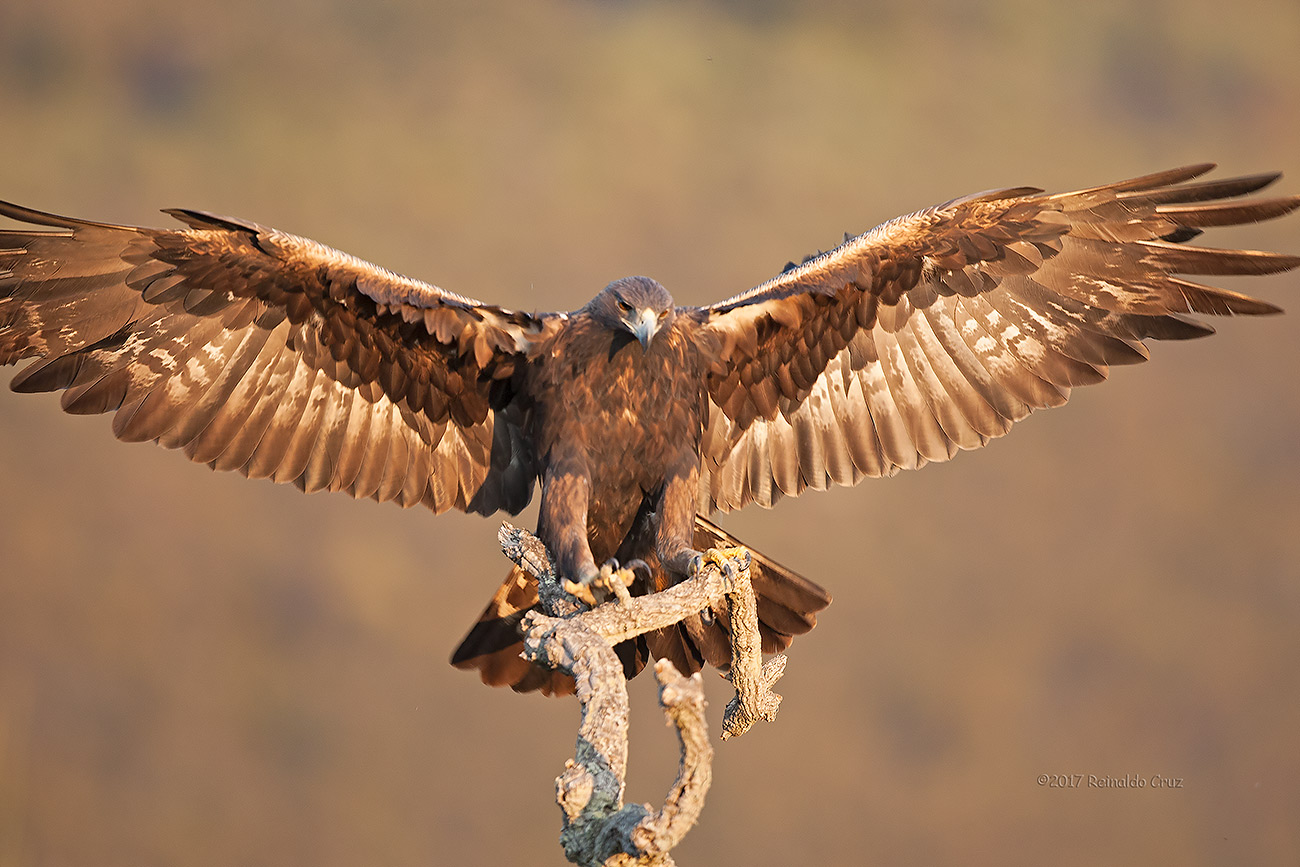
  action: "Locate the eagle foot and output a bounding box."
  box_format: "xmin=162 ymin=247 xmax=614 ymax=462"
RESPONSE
xmin=597 ymin=560 xmax=636 ymax=606
xmin=689 ymin=545 xmax=751 ymax=588
xmin=614 ymin=558 xmax=652 ymax=587
xmin=562 ymin=559 xmax=646 ymax=607
xmin=560 ymin=578 xmax=599 ymax=607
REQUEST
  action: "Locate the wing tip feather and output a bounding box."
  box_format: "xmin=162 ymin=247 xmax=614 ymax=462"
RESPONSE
xmin=0 ymin=199 xmax=132 ymax=232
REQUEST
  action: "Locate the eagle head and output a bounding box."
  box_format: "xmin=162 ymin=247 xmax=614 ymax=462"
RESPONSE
xmin=588 ymin=275 xmax=676 ymax=351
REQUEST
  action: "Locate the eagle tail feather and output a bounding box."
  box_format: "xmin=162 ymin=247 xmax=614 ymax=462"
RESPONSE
xmin=678 ymin=516 xmax=832 ymax=670
xmin=448 ymin=564 xmax=577 ymax=697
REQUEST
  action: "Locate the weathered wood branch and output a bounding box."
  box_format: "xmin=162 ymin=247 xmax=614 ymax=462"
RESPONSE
xmin=718 ymin=554 xmax=784 ymax=740
xmin=499 ymin=522 xmax=786 ymax=866
xmin=629 ymin=660 xmax=712 ymax=859
xmin=497 ymin=522 xmax=584 ymax=617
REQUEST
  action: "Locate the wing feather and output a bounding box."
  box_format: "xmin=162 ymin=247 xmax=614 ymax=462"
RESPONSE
xmin=955 ymin=294 xmax=1070 ymax=409
xmin=700 ymin=166 xmax=1295 ymax=513
xmin=297 ymin=382 xmax=351 ymax=494
xmin=912 ymin=301 xmax=1008 ymax=438
xmin=350 ymin=396 xmax=396 ymax=501
xmin=0 ymin=202 xmax=561 ymax=515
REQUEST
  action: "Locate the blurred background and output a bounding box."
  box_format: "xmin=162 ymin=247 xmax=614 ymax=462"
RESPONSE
xmin=1 ymin=1 xmax=1298 ymax=864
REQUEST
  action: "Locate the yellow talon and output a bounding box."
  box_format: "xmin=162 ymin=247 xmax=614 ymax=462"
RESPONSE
xmin=606 ymin=567 xmax=634 ymax=605
xmin=562 ymin=579 xmax=598 ymax=606
xmin=562 ymin=565 xmax=636 ymax=607
xmin=595 ymin=563 xmax=633 ymax=606
xmin=701 ymin=545 xmax=750 ymax=573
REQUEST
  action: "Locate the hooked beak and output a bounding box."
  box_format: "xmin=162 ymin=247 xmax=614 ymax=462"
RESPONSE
xmin=632 ymin=308 xmax=659 ymax=350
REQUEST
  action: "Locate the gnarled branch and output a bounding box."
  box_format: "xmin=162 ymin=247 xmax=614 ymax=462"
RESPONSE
xmin=499 ymin=522 xmax=785 ymax=866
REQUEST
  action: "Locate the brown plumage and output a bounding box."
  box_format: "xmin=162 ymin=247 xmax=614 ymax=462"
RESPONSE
xmin=2 ymin=164 xmax=1296 ymax=693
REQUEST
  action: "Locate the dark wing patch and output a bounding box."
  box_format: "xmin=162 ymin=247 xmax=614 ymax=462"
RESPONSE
xmin=0 ymin=202 xmax=560 ymax=515
xmin=699 ymin=165 xmax=1298 ymax=512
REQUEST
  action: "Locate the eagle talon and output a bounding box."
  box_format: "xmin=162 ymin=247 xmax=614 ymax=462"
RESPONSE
xmin=561 ymin=577 xmax=599 ymax=607
xmin=598 ymin=559 xmax=637 ymax=605
xmin=691 ymin=545 xmax=750 ymax=589
xmin=560 ymin=560 xmax=640 ymax=607
xmin=622 ymin=558 xmax=652 ymax=586
xmin=600 ymin=558 xmax=644 ymax=588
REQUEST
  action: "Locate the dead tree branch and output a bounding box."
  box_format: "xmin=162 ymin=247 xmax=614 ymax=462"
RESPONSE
xmin=499 ymin=522 xmax=786 ymax=866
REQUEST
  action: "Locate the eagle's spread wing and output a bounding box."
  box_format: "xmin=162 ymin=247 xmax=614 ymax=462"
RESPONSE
xmin=0 ymin=202 xmax=560 ymax=515
xmin=699 ymin=165 xmax=1299 ymax=512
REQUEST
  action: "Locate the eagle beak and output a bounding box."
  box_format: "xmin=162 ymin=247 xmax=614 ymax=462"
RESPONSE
xmin=632 ymin=308 xmax=659 ymax=350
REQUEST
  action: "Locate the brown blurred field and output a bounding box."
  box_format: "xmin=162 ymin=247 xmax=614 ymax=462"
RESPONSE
xmin=1 ymin=1 xmax=1298 ymax=865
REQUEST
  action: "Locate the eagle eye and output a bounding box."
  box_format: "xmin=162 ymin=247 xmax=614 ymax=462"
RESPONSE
xmin=615 ymin=298 xmax=633 ymax=314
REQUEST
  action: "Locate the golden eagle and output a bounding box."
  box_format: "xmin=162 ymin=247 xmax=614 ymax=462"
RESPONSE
xmin=2 ymin=164 xmax=1296 ymax=695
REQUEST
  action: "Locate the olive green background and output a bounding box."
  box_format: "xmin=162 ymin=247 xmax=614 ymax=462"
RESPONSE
xmin=1 ymin=1 xmax=1298 ymax=864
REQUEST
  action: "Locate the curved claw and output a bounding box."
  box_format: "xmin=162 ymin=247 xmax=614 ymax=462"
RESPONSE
xmin=597 ymin=558 xmax=639 ymax=605
xmin=622 ymin=558 xmax=652 ymax=586
xmin=599 ymin=558 xmax=641 ymax=588
xmin=692 ymin=546 xmax=751 ymax=585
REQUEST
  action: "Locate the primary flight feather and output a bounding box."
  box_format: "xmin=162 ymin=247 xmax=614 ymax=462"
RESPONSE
xmin=2 ymin=163 xmax=1295 ymax=694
